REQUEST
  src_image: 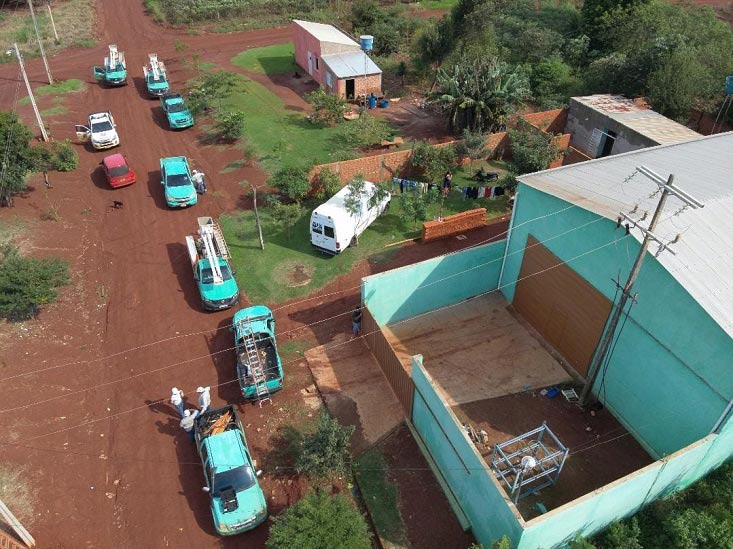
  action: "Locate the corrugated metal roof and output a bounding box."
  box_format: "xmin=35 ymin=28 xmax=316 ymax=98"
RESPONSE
xmin=519 ymin=132 xmax=733 ymax=339
xmin=293 ymin=20 xmax=358 ymax=47
xmin=572 ymin=95 xmax=701 ymax=145
xmin=321 ymin=51 xmax=382 ymax=78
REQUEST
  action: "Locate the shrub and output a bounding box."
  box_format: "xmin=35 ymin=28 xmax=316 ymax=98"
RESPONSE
xmin=507 ymin=121 xmax=561 ymax=176
xmin=409 ymin=141 xmax=457 ymax=182
xmin=51 ymin=139 xmax=78 ymax=171
xmin=266 ymin=491 xmax=371 ymax=549
xmin=305 ymin=88 xmax=346 ymax=126
xmin=314 ymin=167 xmax=341 ymax=199
xmin=295 ymin=410 xmax=354 ymax=479
xmin=0 ymin=245 xmax=70 ymax=321
xmin=214 ymin=110 xmax=246 ymax=141
xmin=339 ymin=112 xmax=392 ymax=148
xmin=268 ymin=166 xmax=311 ymax=203
xmin=399 ymin=187 xmax=440 ymax=227
xmin=270 ymin=202 xmax=304 ymax=240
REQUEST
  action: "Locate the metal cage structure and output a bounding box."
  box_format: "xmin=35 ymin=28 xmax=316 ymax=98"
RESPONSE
xmin=490 ymin=422 xmax=568 ymax=503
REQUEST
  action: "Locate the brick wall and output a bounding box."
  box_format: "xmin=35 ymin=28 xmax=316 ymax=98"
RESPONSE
xmin=563 ymin=146 xmax=592 ymax=166
xmin=352 ymin=74 xmax=382 ymax=98
xmin=422 ymin=209 xmax=488 ymax=242
xmin=548 ymin=134 xmax=571 ymax=168
xmin=0 ymin=529 xmax=26 ymax=549
xmin=522 ymin=108 xmax=568 ymax=134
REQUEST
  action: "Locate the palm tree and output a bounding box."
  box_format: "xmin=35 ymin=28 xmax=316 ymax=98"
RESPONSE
xmin=433 ymin=56 xmax=530 ymax=133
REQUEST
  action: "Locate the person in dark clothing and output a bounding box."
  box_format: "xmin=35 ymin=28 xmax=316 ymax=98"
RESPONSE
xmin=352 ymin=307 xmax=363 ymax=337
xmin=442 ymin=172 xmax=452 ymax=197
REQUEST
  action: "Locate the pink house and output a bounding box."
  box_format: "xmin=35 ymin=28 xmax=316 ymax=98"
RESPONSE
xmin=293 ymin=20 xmax=382 ymax=100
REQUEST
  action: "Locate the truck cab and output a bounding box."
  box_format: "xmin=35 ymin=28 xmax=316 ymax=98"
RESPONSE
xmin=93 ymin=45 xmax=127 ymax=86
xmin=234 ymin=306 xmax=284 ymax=401
xmin=160 ymin=93 xmax=194 ymax=129
xmin=75 ymin=111 xmax=120 ymax=150
xmin=186 ymin=217 xmax=239 ymax=310
xmin=160 ymin=156 xmax=197 ymax=208
xmin=143 ymin=54 xmax=170 ymax=97
xmin=195 ymin=406 xmax=268 ymax=536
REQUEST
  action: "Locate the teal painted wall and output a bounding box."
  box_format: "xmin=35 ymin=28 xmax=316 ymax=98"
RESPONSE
xmin=499 ymin=184 xmax=733 ymax=457
xmin=362 ymin=241 xmax=506 ymax=326
xmin=411 ymin=358 xmax=525 ymax=547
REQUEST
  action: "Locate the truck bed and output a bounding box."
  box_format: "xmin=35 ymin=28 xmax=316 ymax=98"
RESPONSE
xmin=195 ymin=405 xmax=238 ymax=439
xmin=237 ymin=336 xmax=279 ymax=384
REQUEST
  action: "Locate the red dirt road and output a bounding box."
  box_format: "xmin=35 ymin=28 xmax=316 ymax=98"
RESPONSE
xmin=0 ymin=2 xmax=507 ymax=547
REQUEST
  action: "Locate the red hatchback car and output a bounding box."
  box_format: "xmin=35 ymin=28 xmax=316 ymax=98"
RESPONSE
xmin=101 ymin=153 xmax=136 ymax=188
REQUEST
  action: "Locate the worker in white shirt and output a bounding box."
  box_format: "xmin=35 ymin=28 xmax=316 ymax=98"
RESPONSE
xmin=197 ymin=386 xmax=211 ymax=414
xmin=180 ymin=409 xmax=199 ymax=440
xmin=192 ymin=170 xmax=206 ymax=194
xmin=170 ymin=387 xmax=185 ymax=417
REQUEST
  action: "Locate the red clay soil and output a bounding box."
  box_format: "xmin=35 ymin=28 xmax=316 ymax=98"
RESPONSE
xmin=453 ymin=390 xmax=654 ymax=520
xmin=0 ymin=2 xmax=509 ymax=547
xmin=375 ymin=423 xmax=477 ymax=549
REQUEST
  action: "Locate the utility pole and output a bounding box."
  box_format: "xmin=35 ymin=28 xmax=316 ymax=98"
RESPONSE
xmin=250 ymin=183 xmax=265 ymax=250
xmin=8 ymin=44 xmax=49 ymax=142
xmin=47 ymin=0 xmax=60 ymax=43
xmin=580 ymin=166 xmax=704 ymax=406
xmin=28 ymin=0 xmax=53 ymax=84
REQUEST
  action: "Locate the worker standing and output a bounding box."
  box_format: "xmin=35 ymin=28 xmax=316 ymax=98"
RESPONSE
xmin=352 ymin=307 xmax=363 ymax=338
xmin=170 ymin=387 xmax=185 ymax=418
xmin=180 ymin=409 xmax=199 ymax=441
xmin=192 ymin=169 xmax=206 ymax=194
xmin=197 ymin=386 xmax=211 ymax=414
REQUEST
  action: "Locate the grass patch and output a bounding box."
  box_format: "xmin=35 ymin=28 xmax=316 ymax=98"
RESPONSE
xmin=0 ymin=216 xmax=27 ymax=246
xmin=418 ymin=0 xmax=459 ymax=8
xmin=220 ymin=160 xmax=247 ymax=174
xmin=231 ymin=42 xmax=295 ymax=75
xmin=74 ymin=39 xmax=96 ymax=48
xmin=355 ymin=449 xmax=408 ymax=546
xmin=0 ymin=465 xmax=35 ymax=523
xmin=221 ymin=189 xmax=508 ymax=304
xmin=452 ymin=159 xmax=510 ymax=188
xmin=198 ymin=61 xmax=217 ymax=71
xmin=41 ymin=105 xmax=67 ymax=117
xmin=278 ymin=339 xmax=312 ymax=363
xmin=219 ymin=73 xmax=364 ymax=171
xmin=34 ymin=79 xmax=85 ymax=96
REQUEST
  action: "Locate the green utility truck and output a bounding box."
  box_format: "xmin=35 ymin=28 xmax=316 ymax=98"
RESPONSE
xmin=194 ymin=406 xmax=268 ymax=535
xmin=185 ymin=217 xmax=239 ymax=311
xmin=160 ymin=156 xmax=197 ymax=208
xmin=234 ymin=306 xmax=284 ymax=405
xmin=143 ymin=53 xmax=170 ymax=97
xmin=160 ymin=93 xmax=194 ymax=129
xmin=93 ymin=45 xmax=127 ymax=86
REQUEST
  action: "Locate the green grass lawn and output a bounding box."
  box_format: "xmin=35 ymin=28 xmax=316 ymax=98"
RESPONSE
xmin=231 ymin=42 xmax=295 ymax=74
xmin=355 ymin=450 xmax=408 ymax=547
xmin=219 ymin=74 xmax=362 ymax=171
xmin=452 ymin=159 xmax=510 ymax=188
xmin=418 ymin=0 xmax=458 ymax=8
xmin=221 ymin=187 xmax=508 ymax=304
xmin=19 ymin=79 xmax=85 ymax=105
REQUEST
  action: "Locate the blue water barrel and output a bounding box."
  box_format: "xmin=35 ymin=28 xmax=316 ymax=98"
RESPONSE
xmin=726 ymin=76 xmax=733 ymax=95
xmin=379 ymin=99 xmax=389 ymax=108
xmin=360 ymin=35 xmax=374 ymax=51
xmin=368 ymin=94 xmax=377 ymax=109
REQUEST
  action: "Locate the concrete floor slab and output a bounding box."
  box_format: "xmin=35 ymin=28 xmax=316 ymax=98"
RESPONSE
xmin=384 ymin=293 xmax=572 ymax=406
xmin=306 ymin=334 xmax=404 ymax=453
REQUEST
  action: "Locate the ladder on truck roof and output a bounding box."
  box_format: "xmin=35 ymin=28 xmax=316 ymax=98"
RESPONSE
xmin=144 ymin=53 xmax=165 ymax=80
xmin=238 ymin=318 xmax=272 ymax=407
xmin=197 ymin=217 xmax=229 ymax=285
xmin=106 ymin=45 xmax=125 ymax=69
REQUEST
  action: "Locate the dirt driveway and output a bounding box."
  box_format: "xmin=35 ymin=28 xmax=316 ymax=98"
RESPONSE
xmin=0 ymin=2 xmax=508 ymax=546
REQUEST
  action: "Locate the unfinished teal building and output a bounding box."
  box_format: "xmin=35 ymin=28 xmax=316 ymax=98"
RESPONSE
xmin=360 ymin=133 xmax=733 ymax=547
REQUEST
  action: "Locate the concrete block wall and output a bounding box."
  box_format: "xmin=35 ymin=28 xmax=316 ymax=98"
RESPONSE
xmin=422 ymin=209 xmax=487 ymax=242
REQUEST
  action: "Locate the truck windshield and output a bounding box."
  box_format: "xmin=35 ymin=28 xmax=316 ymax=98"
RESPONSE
xmin=201 ymin=265 xmax=232 ymax=284
xmin=213 ymin=465 xmax=256 ymax=496
xmin=166 ymin=173 xmax=191 ymax=187
xmin=91 ymin=121 xmax=113 ymax=133
xmin=167 ymin=102 xmax=186 ymax=113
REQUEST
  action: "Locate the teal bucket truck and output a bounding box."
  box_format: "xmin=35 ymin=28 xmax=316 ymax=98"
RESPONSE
xmin=160 ymin=156 xmax=197 ymax=208
xmin=234 ymin=306 xmax=284 ymax=406
xmin=194 ymin=405 xmax=268 ymax=535
xmin=143 ymin=53 xmax=170 ymax=97
xmin=185 ymin=217 xmax=239 ymax=311
xmin=93 ymin=45 xmax=127 ymax=86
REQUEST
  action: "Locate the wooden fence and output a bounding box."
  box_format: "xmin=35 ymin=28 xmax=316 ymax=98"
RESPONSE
xmin=362 ymin=306 xmax=414 ymax=416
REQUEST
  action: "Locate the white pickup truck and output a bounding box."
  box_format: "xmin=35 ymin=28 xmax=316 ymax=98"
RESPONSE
xmin=75 ymin=111 xmax=120 ymax=150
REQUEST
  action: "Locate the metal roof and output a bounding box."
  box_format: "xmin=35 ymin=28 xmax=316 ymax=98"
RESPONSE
xmin=293 ymin=20 xmax=358 ymax=47
xmin=322 ymin=51 xmax=382 ymax=78
xmin=518 ymin=132 xmax=733 ymax=339
xmin=572 ymin=95 xmax=701 ymax=145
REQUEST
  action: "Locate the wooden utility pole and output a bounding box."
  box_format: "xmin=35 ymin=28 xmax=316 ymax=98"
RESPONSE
xmin=580 ymin=167 xmax=704 ymax=406
xmin=47 ymin=0 xmax=60 ymax=43
xmin=9 ymin=43 xmax=49 ymax=142
xmin=251 ymin=183 xmax=265 ymax=250
xmin=28 ymin=0 xmax=53 ymax=84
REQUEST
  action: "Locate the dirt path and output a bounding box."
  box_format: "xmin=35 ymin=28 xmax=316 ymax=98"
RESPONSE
xmin=0 ymin=2 xmax=507 ymax=546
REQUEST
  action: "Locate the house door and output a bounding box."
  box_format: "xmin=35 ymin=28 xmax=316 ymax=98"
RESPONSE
xmin=307 ymin=52 xmax=313 ymax=76
xmin=512 ymin=235 xmax=612 ymax=377
xmin=345 ymin=79 xmax=355 ymax=99
xmin=599 ymin=129 xmax=617 ymax=157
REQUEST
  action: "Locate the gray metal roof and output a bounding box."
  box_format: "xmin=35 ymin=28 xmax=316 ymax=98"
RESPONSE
xmin=519 ymin=132 xmax=733 ymax=339
xmin=293 ymin=20 xmax=358 ymax=47
xmin=322 ymin=51 xmax=382 ymax=79
xmin=572 ymin=95 xmax=701 ymax=145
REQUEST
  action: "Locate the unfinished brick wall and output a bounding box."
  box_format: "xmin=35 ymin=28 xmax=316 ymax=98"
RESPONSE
xmin=563 ymin=146 xmax=592 ymax=165
xmin=548 ymin=134 xmax=572 ymax=168
xmin=522 ymin=108 xmax=568 ymax=134
xmin=354 ymin=74 xmax=382 ymax=98
xmin=311 ymin=149 xmax=413 ymax=184
xmin=422 ymin=209 xmax=488 ymax=242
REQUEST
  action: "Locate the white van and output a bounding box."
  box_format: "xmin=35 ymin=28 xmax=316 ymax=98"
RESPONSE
xmin=310 ymin=180 xmax=391 ymax=254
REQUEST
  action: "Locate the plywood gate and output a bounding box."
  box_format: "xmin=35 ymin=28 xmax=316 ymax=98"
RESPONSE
xmin=362 ymin=306 xmax=414 ymax=415
xmin=513 ymin=235 xmax=612 ymax=377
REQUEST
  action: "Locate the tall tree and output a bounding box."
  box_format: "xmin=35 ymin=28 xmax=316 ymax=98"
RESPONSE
xmin=0 ymin=111 xmax=35 ymax=207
